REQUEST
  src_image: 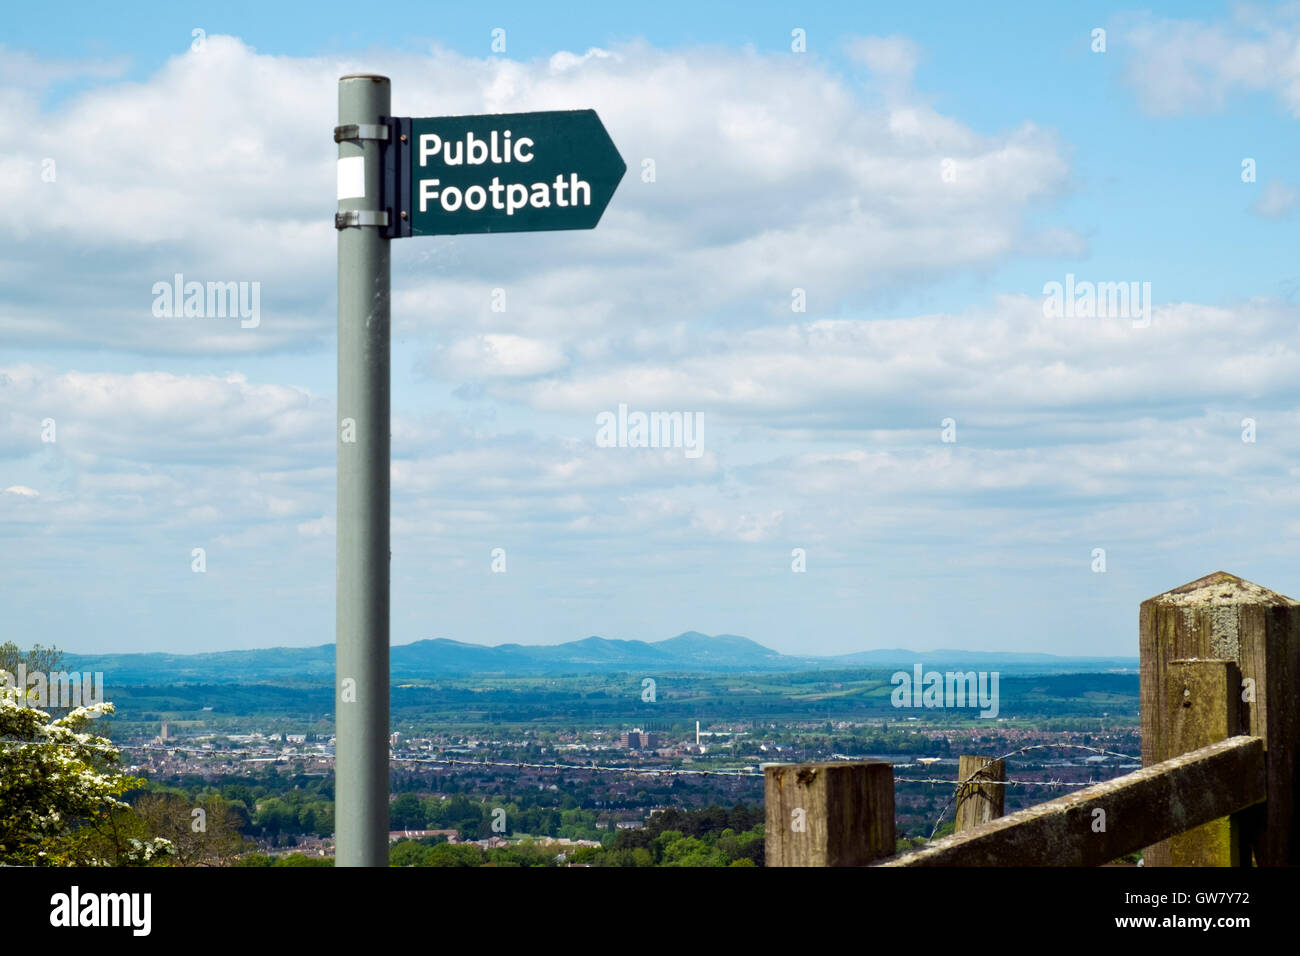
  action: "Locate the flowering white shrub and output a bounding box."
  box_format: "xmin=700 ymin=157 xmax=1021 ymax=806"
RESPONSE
xmin=126 ymin=837 xmax=176 ymax=863
xmin=0 ymin=684 xmax=149 ymax=865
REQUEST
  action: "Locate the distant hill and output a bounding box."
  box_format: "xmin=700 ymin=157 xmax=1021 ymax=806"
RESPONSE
xmin=62 ymin=632 xmax=1137 ymax=685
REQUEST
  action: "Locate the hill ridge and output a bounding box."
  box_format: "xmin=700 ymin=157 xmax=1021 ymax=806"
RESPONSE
xmin=62 ymin=632 xmax=1137 ymax=683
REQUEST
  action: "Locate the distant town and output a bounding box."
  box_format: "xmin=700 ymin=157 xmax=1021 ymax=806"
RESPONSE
xmin=121 ymin=697 xmax=1140 ymax=862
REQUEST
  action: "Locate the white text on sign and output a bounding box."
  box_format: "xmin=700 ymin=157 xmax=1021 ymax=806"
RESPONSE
xmin=417 ymin=129 xmax=592 ymax=216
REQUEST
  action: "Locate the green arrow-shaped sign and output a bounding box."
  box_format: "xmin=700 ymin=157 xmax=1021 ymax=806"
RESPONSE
xmin=400 ymin=109 xmax=625 ymax=237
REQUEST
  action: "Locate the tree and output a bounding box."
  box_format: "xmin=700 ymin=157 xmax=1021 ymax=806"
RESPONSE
xmin=0 ymin=683 xmax=171 ymax=866
xmin=390 ymin=793 xmax=424 ymax=828
xmin=426 ymin=842 xmax=484 ymax=867
xmin=0 ymin=641 xmax=63 ymax=677
xmin=0 ymin=642 xmax=71 ymax=718
xmin=390 ymin=839 xmax=433 ymax=867
xmin=266 ymin=852 xmax=331 ymax=867
xmin=129 ymin=792 xmax=252 ymax=866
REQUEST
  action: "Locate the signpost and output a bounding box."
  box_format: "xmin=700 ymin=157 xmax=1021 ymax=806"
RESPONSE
xmin=334 ymin=76 xmax=625 ymax=866
xmin=399 ymin=110 xmax=625 ymax=236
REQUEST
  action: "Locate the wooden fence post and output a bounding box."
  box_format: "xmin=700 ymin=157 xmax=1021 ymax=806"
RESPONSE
xmin=1165 ymin=659 xmax=1244 ymax=865
xmin=764 ymin=761 xmax=894 ymax=866
xmin=1140 ymin=571 xmax=1300 ymax=866
xmin=955 ymin=756 xmax=1006 ymax=832
xmin=881 ymin=737 xmax=1265 ymax=867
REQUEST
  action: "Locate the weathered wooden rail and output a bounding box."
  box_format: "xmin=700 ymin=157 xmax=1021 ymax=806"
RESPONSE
xmin=764 ymin=572 xmax=1299 ymax=867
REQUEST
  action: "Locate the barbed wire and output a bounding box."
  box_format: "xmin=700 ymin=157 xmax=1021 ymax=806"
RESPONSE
xmin=895 ymin=777 xmax=1094 ymax=789
xmin=391 ymin=754 xmax=764 ymax=777
xmin=925 ymin=743 xmax=1140 ymax=840
xmin=0 ymin=738 xmax=767 ymax=777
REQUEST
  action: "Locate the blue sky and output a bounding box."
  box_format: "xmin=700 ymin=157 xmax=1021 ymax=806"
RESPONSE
xmin=2 ymin=1 xmax=1299 ymax=656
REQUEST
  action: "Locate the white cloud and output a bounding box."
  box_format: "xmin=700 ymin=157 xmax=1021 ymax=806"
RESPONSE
xmin=1119 ymin=7 xmax=1300 ymax=116
xmin=0 ymin=45 xmax=128 ymax=89
xmin=8 ymin=284 xmax=1292 ymax=554
xmin=845 ymin=35 xmax=920 ymax=85
xmin=4 ymin=32 xmax=1291 ymax=655
xmin=0 ymin=365 xmax=328 ymax=466
xmin=0 ymin=37 xmax=1072 ymax=353
xmin=297 ymin=515 xmax=334 ymax=536
xmin=548 ymin=48 xmax=617 ymax=73
xmin=1251 ymin=179 xmax=1299 ymax=219
xmin=438 ymin=334 xmax=567 ymax=379
xmin=482 ymin=296 xmax=1300 ymax=430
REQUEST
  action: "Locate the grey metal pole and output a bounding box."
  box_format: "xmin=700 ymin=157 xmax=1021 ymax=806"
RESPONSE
xmin=335 ymin=73 xmax=390 ymax=867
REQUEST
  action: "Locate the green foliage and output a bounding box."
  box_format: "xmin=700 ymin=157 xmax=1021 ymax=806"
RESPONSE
xmin=0 ymin=671 xmax=169 ymax=866
xmin=0 ymin=641 xmax=63 ymax=677
xmin=390 ymin=840 xmax=434 ymax=866
xmin=484 ymin=839 xmax=555 ymax=868
xmin=895 ymin=835 xmax=929 ymax=854
xmin=238 ymin=852 xmax=333 ymax=867
xmin=384 ymin=803 xmax=765 ymax=868
xmin=128 ymin=791 xmax=252 ymax=865
xmin=426 ymin=842 xmax=486 ymax=867
xmin=579 ymin=805 xmax=764 ymax=867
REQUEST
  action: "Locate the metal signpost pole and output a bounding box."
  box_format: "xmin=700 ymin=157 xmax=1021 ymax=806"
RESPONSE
xmin=335 ymin=73 xmax=391 ymax=867
xmin=331 ymin=80 xmax=623 ymax=866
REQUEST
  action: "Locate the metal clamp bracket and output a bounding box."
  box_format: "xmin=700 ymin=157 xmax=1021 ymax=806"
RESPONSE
xmin=334 ymin=123 xmax=391 ymax=143
xmin=335 ymin=210 xmax=390 ymax=229
xmin=334 ymin=116 xmax=404 ymax=239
